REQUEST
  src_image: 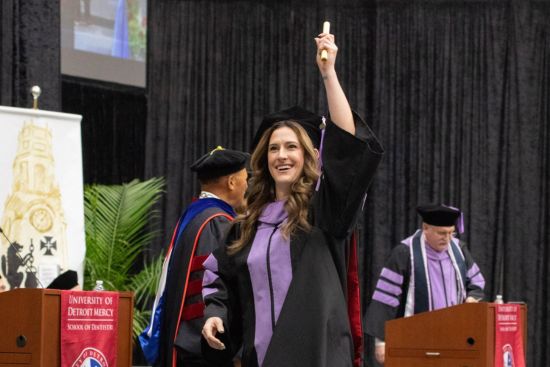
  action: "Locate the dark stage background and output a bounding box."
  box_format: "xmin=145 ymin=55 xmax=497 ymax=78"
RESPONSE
xmin=2 ymin=0 xmax=549 ymax=366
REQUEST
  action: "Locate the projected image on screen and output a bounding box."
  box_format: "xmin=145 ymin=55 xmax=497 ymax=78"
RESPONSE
xmin=61 ymin=0 xmax=147 ymax=87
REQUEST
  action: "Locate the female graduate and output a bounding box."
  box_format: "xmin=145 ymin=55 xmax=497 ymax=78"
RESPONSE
xmin=201 ymin=31 xmax=384 ymax=367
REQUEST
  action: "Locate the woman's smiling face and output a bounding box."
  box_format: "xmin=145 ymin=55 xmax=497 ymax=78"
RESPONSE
xmin=267 ymin=126 xmax=305 ymax=200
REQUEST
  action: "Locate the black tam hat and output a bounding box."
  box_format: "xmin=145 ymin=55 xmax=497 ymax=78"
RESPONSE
xmin=251 ymin=106 xmax=326 ymax=151
xmin=416 ymin=204 xmax=461 ymax=227
xmin=47 ymin=270 xmax=78 ymax=290
xmin=191 ymin=146 xmax=249 ymax=181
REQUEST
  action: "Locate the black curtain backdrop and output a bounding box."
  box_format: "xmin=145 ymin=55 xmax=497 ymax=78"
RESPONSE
xmin=146 ymin=0 xmax=377 ymax=247
xmin=0 ymin=0 xmax=548 ymax=365
xmin=146 ymin=1 xmax=549 ymax=366
xmin=0 ymin=0 xmax=60 ymax=110
xmin=61 ymin=76 xmax=147 ymax=185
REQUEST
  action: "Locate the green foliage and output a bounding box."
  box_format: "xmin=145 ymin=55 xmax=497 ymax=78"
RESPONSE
xmin=84 ymin=178 xmax=164 ymax=337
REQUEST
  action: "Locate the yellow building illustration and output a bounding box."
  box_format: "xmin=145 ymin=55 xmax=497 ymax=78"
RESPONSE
xmin=0 ymin=120 xmax=68 ymax=289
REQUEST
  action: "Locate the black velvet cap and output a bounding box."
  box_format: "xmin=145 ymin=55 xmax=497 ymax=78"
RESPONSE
xmin=417 ymin=204 xmax=461 ymax=227
xmin=251 ymin=106 xmax=326 ymax=151
xmin=47 ymin=270 xmax=78 ymax=290
xmin=191 ymin=146 xmax=249 ymax=181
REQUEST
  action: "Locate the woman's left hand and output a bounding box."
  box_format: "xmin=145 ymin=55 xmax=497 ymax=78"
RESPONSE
xmin=314 ymin=33 xmax=338 ymax=74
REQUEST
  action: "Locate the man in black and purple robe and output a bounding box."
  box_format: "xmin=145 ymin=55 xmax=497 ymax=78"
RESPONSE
xmin=365 ymin=204 xmax=485 ymax=364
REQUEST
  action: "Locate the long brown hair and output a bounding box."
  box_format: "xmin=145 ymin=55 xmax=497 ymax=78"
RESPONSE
xmin=227 ymin=121 xmax=320 ymax=254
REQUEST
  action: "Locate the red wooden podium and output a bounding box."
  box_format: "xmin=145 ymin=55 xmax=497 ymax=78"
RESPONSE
xmin=385 ymin=302 xmax=527 ymax=366
xmin=0 ymin=288 xmax=133 ymax=366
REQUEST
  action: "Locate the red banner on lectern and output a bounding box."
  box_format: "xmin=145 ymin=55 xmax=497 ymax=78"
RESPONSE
xmin=61 ymin=290 xmax=119 ymax=367
xmin=494 ymin=304 xmax=525 ymax=367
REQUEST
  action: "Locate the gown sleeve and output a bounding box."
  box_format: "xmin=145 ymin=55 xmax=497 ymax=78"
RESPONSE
xmin=364 ymin=244 xmax=410 ymax=341
xmin=195 ymin=215 xmax=233 ymax=256
xmin=173 ymin=215 xmax=233 ymax=354
xmin=313 ymin=111 xmax=384 ymax=238
xmin=201 ymin=228 xmax=242 ymax=364
xmin=202 ymin=250 xmax=231 ymax=324
xmin=460 ymin=243 xmax=486 ymax=301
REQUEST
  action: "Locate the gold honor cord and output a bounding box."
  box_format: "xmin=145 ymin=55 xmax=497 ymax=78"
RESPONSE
xmin=210 ymin=146 xmax=225 ymax=155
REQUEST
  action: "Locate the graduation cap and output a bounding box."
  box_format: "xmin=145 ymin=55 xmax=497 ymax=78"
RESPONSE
xmin=416 ymin=204 xmax=463 ymax=231
xmin=191 ymin=146 xmax=249 ymax=181
xmin=251 ymin=106 xmax=326 ymax=151
xmin=47 ymin=270 xmax=79 ymax=290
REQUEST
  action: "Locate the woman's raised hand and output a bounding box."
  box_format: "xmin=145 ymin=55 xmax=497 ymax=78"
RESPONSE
xmin=314 ymin=33 xmax=337 ymax=74
xmin=314 ymin=30 xmax=354 ymax=135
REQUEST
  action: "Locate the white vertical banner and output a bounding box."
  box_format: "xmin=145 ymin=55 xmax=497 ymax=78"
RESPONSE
xmin=0 ymin=106 xmax=85 ymax=289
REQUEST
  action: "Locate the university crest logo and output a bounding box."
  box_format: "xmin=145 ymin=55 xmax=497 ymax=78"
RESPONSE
xmin=71 ymin=347 xmax=108 ymax=367
xmin=502 ymin=344 xmax=515 ymax=367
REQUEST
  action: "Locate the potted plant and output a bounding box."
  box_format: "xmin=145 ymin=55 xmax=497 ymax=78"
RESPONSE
xmin=83 ymin=177 xmax=164 ymax=337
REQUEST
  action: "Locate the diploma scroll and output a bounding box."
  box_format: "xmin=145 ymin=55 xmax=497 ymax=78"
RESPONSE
xmin=321 ymin=21 xmax=330 ymax=61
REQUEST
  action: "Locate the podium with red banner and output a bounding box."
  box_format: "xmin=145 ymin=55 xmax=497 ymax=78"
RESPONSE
xmin=385 ymin=302 xmax=527 ymax=367
xmin=0 ymin=288 xmax=133 ymax=366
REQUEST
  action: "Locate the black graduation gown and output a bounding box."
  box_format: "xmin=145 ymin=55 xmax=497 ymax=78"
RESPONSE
xmin=364 ymin=239 xmax=486 ymax=341
xmin=158 ymin=206 xmax=233 ymax=367
xmin=202 ymin=116 xmax=384 ymax=367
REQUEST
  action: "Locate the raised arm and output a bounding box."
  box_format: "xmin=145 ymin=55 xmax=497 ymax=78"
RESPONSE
xmin=311 ymin=29 xmax=383 ymax=238
xmin=315 ymin=31 xmax=355 ymax=135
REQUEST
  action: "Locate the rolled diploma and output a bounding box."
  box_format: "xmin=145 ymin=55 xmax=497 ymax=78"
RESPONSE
xmin=321 ymin=21 xmax=330 ymax=61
